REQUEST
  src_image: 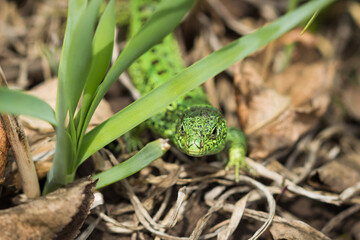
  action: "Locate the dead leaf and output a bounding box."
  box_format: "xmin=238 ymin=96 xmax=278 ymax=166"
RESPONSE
xmin=245 ymin=88 xmax=290 ymax=135
xmin=308 ymin=154 xmax=360 ymax=193
xmin=235 ymin=55 xmax=336 ymax=159
xmin=268 ymin=62 xmax=335 ymax=108
xmin=0 ymin=177 xmax=96 ymax=240
xmin=270 ymin=218 xmax=331 ymax=240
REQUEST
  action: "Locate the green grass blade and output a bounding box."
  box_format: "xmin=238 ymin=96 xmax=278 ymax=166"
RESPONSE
xmin=0 ymin=88 xmax=56 ymax=126
xmin=58 ymin=0 xmax=103 ymax=117
xmin=43 ymin=0 xmax=102 ymax=194
xmin=301 ymin=10 xmax=319 ymax=35
xmin=56 ymin=0 xmax=87 ymax=117
xmin=76 ymin=0 xmax=115 ymax=138
xmin=85 ymin=0 xmax=115 ymax=95
xmin=78 ymin=0 xmax=334 ymax=163
xmin=66 ymin=0 xmax=87 ymax=34
xmin=79 ymin=0 xmax=196 ymax=141
xmin=93 ymin=139 xmax=170 ymax=189
xmin=43 ymin=128 xmax=74 ymax=194
xmin=50 ymin=0 xmax=83 ymax=192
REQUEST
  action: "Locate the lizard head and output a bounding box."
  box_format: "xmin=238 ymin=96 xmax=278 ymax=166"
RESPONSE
xmin=174 ymin=106 xmax=227 ymax=156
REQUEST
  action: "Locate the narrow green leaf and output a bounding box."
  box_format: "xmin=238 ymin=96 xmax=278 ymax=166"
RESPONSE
xmin=301 ymin=10 xmax=319 ymax=35
xmin=85 ymin=0 xmax=115 ymax=94
xmin=43 ymin=79 xmax=75 ymax=195
xmin=93 ymin=139 xmax=170 ymax=189
xmin=44 ymin=0 xmax=102 ymax=194
xmin=0 ymin=88 xmax=56 ymax=126
xmin=59 ymin=0 xmax=103 ymax=117
xmin=65 ymin=0 xmax=88 ymax=38
xmin=56 ymin=0 xmax=87 ymax=117
xmin=43 ymin=129 xmax=74 ymax=195
xmin=77 ymin=0 xmax=115 ymax=138
xmin=78 ymin=0 xmax=334 ymax=163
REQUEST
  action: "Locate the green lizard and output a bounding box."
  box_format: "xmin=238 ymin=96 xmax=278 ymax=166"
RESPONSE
xmin=127 ymin=0 xmax=247 ymax=180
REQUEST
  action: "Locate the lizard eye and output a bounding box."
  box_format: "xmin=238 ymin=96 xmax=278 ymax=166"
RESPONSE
xmin=180 ymin=125 xmax=185 ymax=133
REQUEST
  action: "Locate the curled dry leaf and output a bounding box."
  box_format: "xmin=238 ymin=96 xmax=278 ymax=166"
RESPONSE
xmin=308 ymin=154 xmax=360 ymax=193
xmin=0 ymin=118 xmax=9 ymax=184
xmin=268 ymin=62 xmax=335 ymax=109
xmin=235 ymin=33 xmax=336 ymax=159
xmin=0 ymin=177 xmax=96 ymax=240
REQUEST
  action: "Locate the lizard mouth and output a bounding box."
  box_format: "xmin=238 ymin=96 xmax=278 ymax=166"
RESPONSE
xmin=186 ymin=150 xmax=206 ymax=157
xmin=184 ymin=145 xmax=206 ymax=157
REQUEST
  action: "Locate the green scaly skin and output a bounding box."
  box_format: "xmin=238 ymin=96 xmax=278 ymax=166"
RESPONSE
xmin=128 ymin=0 xmax=247 ymax=180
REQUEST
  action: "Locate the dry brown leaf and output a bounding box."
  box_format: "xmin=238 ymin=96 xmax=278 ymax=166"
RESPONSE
xmin=234 ymin=60 xmax=263 ymax=129
xmin=308 ymin=154 xmax=360 ymax=193
xmin=9 ymin=159 xmax=53 ymax=190
xmin=0 ymin=177 xmax=96 ymax=240
xmin=342 ymin=86 xmax=360 ymax=121
xmin=245 ymin=88 xmax=290 ymax=135
xmin=270 ymin=218 xmax=331 ymax=240
xmin=268 ymin=62 xmax=335 ymax=108
xmin=236 ymin=57 xmax=335 ymax=159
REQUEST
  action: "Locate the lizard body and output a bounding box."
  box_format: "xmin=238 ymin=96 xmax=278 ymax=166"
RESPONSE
xmin=128 ymin=0 xmax=247 ymax=178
